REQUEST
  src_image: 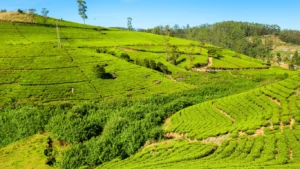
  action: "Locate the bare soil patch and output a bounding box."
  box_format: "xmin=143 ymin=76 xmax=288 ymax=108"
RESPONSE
xmin=0 ymin=12 xmax=36 ymax=23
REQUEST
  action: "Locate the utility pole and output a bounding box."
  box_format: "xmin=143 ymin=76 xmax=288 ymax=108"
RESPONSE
xmin=56 ymin=20 xmax=61 ymax=48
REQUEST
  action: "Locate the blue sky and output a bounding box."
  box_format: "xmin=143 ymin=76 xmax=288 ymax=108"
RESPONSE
xmin=1 ymin=0 xmax=299 ymax=30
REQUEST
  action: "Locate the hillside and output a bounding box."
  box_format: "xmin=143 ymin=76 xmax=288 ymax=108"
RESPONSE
xmin=0 ymin=13 xmax=299 ymax=169
xmin=0 ymin=15 xmax=273 ymax=106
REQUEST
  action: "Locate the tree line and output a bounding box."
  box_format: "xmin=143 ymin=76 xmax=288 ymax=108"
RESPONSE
xmin=140 ymin=21 xmax=300 ymax=62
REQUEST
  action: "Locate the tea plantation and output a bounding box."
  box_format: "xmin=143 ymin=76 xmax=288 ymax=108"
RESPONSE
xmin=0 ymin=14 xmax=299 ymax=169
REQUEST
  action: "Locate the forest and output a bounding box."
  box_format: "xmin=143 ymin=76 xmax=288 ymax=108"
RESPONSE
xmin=142 ymin=21 xmax=300 ymax=63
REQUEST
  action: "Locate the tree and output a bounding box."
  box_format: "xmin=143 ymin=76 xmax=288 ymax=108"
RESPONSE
xmin=120 ymin=53 xmax=130 ymax=61
xmin=28 ymin=8 xmax=36 ymax=15
xmin=293 ymin=50 xmax=300 ymax=66
xmin=169 ymin=45 xmax=179 ymax=65
xmin=17 ymin=9 xmax=24 ymax=14
xmin=127 ymin=17 xmax=133 ymax=31
xmin=149 ymin=60 xmax=157 ymax=69
xmin=0 ymin=9 xmax=7 ymax=13
xmin=277 ymin=52 xmax=282 ymax=63
xmin=41 ymin=8 xmax=49 ymax=24
xmin=207 ymin=48 xmax=217 ymax=57
xmin=77 ymin=0 xmax=88 ymax=25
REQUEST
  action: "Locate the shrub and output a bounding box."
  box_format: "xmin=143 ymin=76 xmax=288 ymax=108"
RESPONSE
xmin=17 ymin=9 xmax=24 ymax=14
xmin=143 ymin=59 xmax=150 ymax=68
xmin=120 ymin=53 xmax=130 ymax=61
xmin=96 ymin=48 xmax=107 ymax=53
xmin=149 ymin=60 xmax=157 ymax=69
xmin=94 ymin=64 xmax=106 ymax=78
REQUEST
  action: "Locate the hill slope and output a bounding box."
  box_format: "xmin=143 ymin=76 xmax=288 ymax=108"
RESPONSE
xmin=0 ymin=14 xmax=299 ymax=169
xmin=0 ymin=15 xmax=271 ymax=106
xmin=100 ymin=75 xmax=300 ymax=169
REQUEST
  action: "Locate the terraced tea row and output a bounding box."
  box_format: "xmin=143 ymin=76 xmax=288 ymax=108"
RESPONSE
xmin=100 ymin=75 xmax=300 ymax=168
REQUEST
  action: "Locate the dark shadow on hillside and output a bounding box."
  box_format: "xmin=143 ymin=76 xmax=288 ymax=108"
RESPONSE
xmin=101 ymin=73 xmax=117 ymax=79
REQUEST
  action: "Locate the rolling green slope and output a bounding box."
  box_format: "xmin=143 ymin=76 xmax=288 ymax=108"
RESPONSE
xmin=99 ymin=75 xmax=300 ymax=169
xmin=1 ymin=16 xmax=299 ymax=169
xmin=0 ymin=19 xmax=270 ymax=106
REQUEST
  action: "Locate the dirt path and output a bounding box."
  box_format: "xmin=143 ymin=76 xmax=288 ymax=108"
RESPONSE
xmin=212 ymin=102 xmax=236 ymax=123
xmin=192 ymin=57 xmax=213 ymax=72
xmin=228 ymin=71 xmax=237 ymax=77
xmin=163 ymin=132 xmax=230 ymax=145
xmin=166 ymin=75 xmax=177 ymax=82
xmin=266 ymin=96 xmax=281 ymax=107
xmin=120 ymin=48 xmax=138 ymax=52
xmin=290 ymin=118 xmax=295 ymax=129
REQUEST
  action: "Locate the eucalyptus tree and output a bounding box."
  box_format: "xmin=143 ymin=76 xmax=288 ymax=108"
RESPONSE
xmin=77 ymin=0 xmax=88 ymax=25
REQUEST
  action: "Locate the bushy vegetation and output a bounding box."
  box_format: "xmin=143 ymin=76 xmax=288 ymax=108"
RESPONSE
xmin=279 ymin=30 xmax=300 ymax=45
xmin=143 ymin=21 xmax=281 ymax=59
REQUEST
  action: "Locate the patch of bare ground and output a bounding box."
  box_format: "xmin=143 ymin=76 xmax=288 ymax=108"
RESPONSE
xmin=212 ymin=102 xmax=235 ymax=123
xmin=290 ymin=149 xmax=294 ymax=160
xmin=269 ymin=120 xmax=274 ymax=129
xmin=192 ymin=57 xmax=213 ymax=72
xmin=275 ymin=148 xmax=279 ymax=159
xmin=0 ymin=12 xmax=36 ymax=23
xmin=267 ymin=96 xmax=281 ymax=107
xmin=122 ymin=48 xmax=138 ymax=52
xmin=200 ymin=134 xmax=230 ymax=145
xmin=290 ymin=118 xmax=295 ymax=129
xmin=280 ymin=122 xmax=284 ymax=132
xmin=253 ymin=127 xmax=265 ymax=136
xmin=166 ymin=74 xmax=177 ymax=82
xmin=164 ymin=132 xmax=230 ymax=145
xmin=239 ymin=127 xmax=265 ymax=137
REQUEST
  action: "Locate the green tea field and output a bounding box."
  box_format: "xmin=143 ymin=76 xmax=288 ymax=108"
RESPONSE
xmin=0 ymin=11 xmax=299 ymax=169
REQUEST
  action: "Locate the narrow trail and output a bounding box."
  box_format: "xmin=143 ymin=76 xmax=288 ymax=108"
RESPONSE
xmin=166 ymin=74 xmax=177 ymax=82
xmin=228 ymin=70 xmax=237 ymax=77
xmin=290 ymin=118 xmax=295 ymax=129
xmin=212 ymin=102 xmax=236 ymax=123
xmin=192 ymin=57 xmax=213 ymax=72
xmin=267 ymin=96 xmax=281 ymax=107
xmin=163 ymin=132 xmax=230 ymax=145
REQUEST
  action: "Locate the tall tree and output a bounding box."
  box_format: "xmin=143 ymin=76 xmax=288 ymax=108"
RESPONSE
xmin=28 ymin=8 xmax=36 ymax=15
xmin=77 ymin=0 xmax=88 ymax=25
xmin=127 ymin=17 xmax=133 ymax=31
xmin=41 ymin=8 xmax=49 ymax=24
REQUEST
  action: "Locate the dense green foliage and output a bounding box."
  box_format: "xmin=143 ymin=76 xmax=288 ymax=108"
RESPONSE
xmin=100 ymin=75 xmax=300 ymax=169
xmin=143 ymin=21 xmax=281 ymax=59
xmin=279 ymin=30 xmax=300 ymax=45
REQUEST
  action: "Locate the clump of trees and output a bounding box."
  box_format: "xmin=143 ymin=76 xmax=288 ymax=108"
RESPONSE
xmin=0 ymin=9 xmax=7 ymax=12
xmin=143 ymin=21 xmax=282 ymax=59
xmin=17 ymin=9 xmax=24 ymax=14
xmin=136 ymin=58 xmax=170 ymax=74
xmin=94 ymin=64 xmax=106 ymax=78
xmin=279 ymin=30 xmax=300 ymax=45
